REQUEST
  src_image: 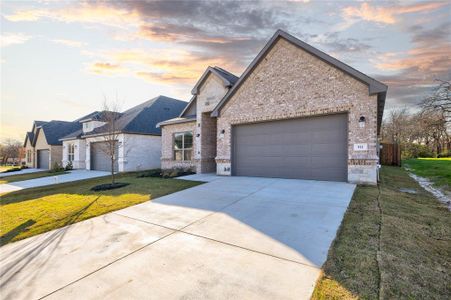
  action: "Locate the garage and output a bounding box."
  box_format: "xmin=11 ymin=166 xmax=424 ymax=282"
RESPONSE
xmin=37 ymin=149 xmax=49 ymax=169
xmin=232 ymin=113 xmax=348 ymax=181
xmin=90 ymin=142 xmax=119 ymax=172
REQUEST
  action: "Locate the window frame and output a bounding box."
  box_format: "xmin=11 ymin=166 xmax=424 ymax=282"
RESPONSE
xmin=27 ymin=150 xmax=32 ymax=163
xmin=68 ymin=144 xmax=75 ymax=162
xmin=173 ymin=131 xmax=193 ymax=161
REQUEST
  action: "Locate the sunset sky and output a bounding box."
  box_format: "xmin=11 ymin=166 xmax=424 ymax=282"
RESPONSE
xmin=1 ymin=0 xmax=450 ymax=141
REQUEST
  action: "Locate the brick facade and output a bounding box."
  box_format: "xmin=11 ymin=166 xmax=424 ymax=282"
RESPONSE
xmin=161 ymin=121 xmax=197 ymax=171
xmin=161 ymin=72 xmax=228 ymax=173
xmin=216 ymin=38 xmax=379 ymax=184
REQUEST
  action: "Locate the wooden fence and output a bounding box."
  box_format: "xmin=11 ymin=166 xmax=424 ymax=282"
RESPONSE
xmin=380 ymin=143 xmax=401 ymax=166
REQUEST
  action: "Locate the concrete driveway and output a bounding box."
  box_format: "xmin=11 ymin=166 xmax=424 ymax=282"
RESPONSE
xmin=0 ymin=175 xmax=355 ymax=300
xmin=0 ymin=170 xmax=110 ymax=193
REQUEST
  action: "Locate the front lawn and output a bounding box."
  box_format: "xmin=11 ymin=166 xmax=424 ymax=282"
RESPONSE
xmin=0 ymin=173 xmax=202 ymax=245
xmin=0 ymin=170 xmax=68 ymax=184
xmin=403 ymin=158 xmax=451 ymax=191
xmin=312 ymin=166 xmax=451 ymax=299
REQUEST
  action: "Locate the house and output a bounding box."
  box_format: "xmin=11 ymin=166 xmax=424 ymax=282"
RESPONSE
xmin=158 ymin=30 xmax=387 ymax=185
xmin=60 ymin=95 xmax=186 ymax=172
xmin=23 ymin=120 xmax=82 ymax=169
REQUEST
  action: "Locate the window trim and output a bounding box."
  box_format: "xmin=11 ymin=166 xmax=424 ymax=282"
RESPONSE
xmin=68 ymin=144 xmax=75 ymax=162
xmin=173 ymin=131 xmax=193 ymax=161
xmin=27 ymin=150 xmax=32 ymax=163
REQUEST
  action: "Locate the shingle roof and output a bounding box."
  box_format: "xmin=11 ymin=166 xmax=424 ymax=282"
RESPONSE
xmin=24 ymin=132 xmax=34 ymax=147
xmin=38 ymin=120 xmax=83 ymax=145
xmin=178 ymin=66 xmax=238 ymax=118
xmin=191 ymin=66 xmax=239 ymax=95
xmin=83 ymin=95 xmax=187 ymax=137
xmin=212 ymin=67 xmax=239 ymax=86
xmin=60 ymin=128 xmax=83 ymax=141
xmin=211 ymin=29 xmax=387 ymax=133
xmin=157 ymin=115 xmax=197 ymax=127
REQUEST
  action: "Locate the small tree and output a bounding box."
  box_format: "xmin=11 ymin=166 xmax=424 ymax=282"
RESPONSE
xmin=0 ymin=139 xmax=22 ymax=165
xmin=99 ymin=100 xmax=122 ymax=185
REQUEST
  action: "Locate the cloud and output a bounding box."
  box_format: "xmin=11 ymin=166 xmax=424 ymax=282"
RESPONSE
xmin=87 ymin=62 xmax=126 ymax=75
xmin=51 ymin=39 xmax=86 ymax=48
xmin=4 ymin=3 xmax=141 ymax=28
xmin=341 ymin=2 xmax=447 ymax=28
xmin=1 ymin=32 xmax=31 ymax=47
xmin=374 ymin=22 xmax=451 ymax=109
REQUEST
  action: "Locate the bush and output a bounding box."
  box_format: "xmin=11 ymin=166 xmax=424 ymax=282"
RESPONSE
xmin=20 ymin=165 xmax=28 ymax=169
xmin=136 ymin=168 xmax=162 ymax=178
xmin=161 ymin=167 xmax=195 ymax=178
xmin=438 ymin=151 xmax=451 ymax=158
xmin=402 ymin=143 xmax=435 ymax=159
xmin=65 ymin=161 xmax=73 ymax=171
xmin=49 ymin=162 xmax=65 ymax=173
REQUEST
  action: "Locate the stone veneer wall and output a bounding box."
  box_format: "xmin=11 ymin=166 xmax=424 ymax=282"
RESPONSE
xmin=216 ymin=38 xmax=379 ymax=184
xmin=161 ymin=121 xmax=197 ymax=171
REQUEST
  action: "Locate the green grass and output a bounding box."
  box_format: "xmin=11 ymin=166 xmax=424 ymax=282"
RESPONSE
xmin=0 ymin=171 xmax=68 ymax=184
xmin=403 ymin=158 xmax=451 ymax=191
xmin=0 ymin=173 xmax=202 ymax=245
xmin=312 ymin=166 xmax=451 ymax=299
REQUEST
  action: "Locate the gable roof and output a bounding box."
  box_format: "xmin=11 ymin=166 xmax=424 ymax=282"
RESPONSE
xmin=191 ymin=66 xmax=239 ymax=95
xmin=24 ymin=132 xmax=34 ymax=147
xmin=178 ymin=66 xmax=239 ymax=118
xmin=211 ymin=29 xmax=387 ymax=133
xmin=37 ymin=120 xmax=83 ymax=145
xmin=83 ymin=95 xmax=187 ymax=137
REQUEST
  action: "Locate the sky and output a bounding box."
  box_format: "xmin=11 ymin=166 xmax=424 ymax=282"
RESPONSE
xmin=1 ymin=0 xmax=450 ymax=141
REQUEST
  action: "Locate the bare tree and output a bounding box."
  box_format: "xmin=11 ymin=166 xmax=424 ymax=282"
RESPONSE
xmin=421 ymin=79 xmax=451 ymax=125
xmin=0 ymin=139 xmax=22 ymax=165
xmin=99 ymin=100 xmax=122 ymax=185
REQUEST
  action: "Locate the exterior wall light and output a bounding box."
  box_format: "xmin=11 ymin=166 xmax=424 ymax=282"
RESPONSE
xmin=359 ymin=116 xmax=366 ymax=128
xmin=219 ymin=129 xmax=225 ymax=139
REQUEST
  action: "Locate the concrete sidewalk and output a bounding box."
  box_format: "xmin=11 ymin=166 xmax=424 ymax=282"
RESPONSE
xmin=0 ymin=170 xmax=110 ymax=193
xmin=0 ymin=176 xmax=355 ymax=299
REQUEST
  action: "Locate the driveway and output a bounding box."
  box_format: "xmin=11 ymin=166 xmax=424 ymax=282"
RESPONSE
xmin=0 ymin=175 xmax=355 ymax=299
xmin=0 ymin=170 xmax=110 ymax=193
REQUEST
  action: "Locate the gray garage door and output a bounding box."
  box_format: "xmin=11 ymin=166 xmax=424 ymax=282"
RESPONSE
xmin=37 ymin=149 xmax=49 ymax=169
xmin=232 ymin=114 xmax=348 ymax=181
xmin=90 ymin=142 xmax=119 ymax=172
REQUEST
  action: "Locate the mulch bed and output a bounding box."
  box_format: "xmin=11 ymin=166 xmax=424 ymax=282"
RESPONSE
xmin=90 ymin=183 xmax=130 ymax=191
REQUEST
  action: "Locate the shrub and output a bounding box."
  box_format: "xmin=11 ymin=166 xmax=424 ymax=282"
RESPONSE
xmin=161 ymin=167 xmax=195 ymax=178
xmin=136 ymin=168 xmax=162 ymax=178
xmin=49 ymin=162 xmax=65 ymax=173
xmin=20 ymin=165 xmax=28 ymax=169
xmin=402 ymin=143 xmax=435 ymax=159
xmin=438 ymin=151 xmax=451 ymax=158
xmin=65 ymin=161 xmax=73 ymax=171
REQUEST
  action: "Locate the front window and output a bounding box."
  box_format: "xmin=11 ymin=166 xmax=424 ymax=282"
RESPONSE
xmin=173 ymin=131 xmax=193 ymax=161
xmin=27 ymin=150 xmax=32 ymax=163
xmin=68 ymin=144 xmax=75 ymax=162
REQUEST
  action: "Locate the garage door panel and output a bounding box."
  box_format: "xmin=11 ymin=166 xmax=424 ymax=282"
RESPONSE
xmin=37 ymin=150 xmax=49 ymax=169
xmin=232 ymin=114 xmax=347 ymax=181
xmin=91 ymin=142 xmax=119 ymax=172
xmin=311 ymin=144 xmax=347 ymax=155
xmin=237 ymin=144 xmax=312 ymax=157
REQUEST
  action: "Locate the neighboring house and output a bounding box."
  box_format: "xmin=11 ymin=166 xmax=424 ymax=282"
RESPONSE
xmin=23 ymin=120 xmax=81 ymax=169
xmin=158 ymin=30 xmax=387 ymax=185
xmin=60 ymin=95 xmax=186 ymax=172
